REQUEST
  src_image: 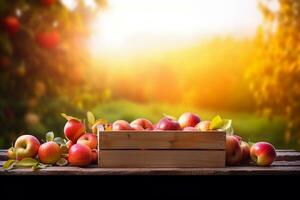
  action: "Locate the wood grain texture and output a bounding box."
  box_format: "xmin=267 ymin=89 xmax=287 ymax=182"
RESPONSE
xmin=1 ymin=149 xmax=300 ymax=175
xmin=1 ymin=165 xmax=300 ymax=175
xmin=98 ymin=131 xmax=225 ymax=150
xmin=99 ymin=150 xmax=225 ymax=168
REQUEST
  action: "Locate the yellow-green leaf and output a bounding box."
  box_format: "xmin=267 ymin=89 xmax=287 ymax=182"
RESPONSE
xmin=61 ymin=113 xmax=81 ymax=122
xmin=15 ymin=158 xmax=38 ymax=167
xmin=2 ymin=159 xmax=16 ymax=170
xmin=87 ymin=111 xmax=95 ymax=126
xmin=163 ymin=113 xmax=177 ymax=120
xmin=209 ymin=115 xmax=223 ymax=130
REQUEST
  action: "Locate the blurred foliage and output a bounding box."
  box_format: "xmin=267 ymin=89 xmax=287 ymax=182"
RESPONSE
xmin=248 ymin=0 xmax=300 ymax=144
xmin=0 ymin=0 xmax=108 ymax=147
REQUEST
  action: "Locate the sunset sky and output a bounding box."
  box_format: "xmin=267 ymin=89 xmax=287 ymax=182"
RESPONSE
xmin=86 ymin=0 xmax=263 ymax=56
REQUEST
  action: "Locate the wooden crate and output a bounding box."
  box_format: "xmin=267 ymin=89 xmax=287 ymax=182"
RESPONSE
xmin=97 ymin=131 xmax=226 ymax=168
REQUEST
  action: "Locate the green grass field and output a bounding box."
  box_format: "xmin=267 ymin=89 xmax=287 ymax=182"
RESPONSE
xmin=92 ymin=100 xmax=297 ymax=150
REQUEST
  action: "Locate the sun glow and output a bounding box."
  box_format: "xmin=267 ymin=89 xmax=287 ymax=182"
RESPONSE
xmin=88 ymin=0 xmax=261 ymax=57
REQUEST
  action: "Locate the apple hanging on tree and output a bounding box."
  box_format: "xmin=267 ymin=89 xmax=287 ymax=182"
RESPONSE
xmin=2 ymin=16 xmax=20 ymax=36
xmin=35 ymin=30 xmax=61 ymax=49
xmin=40 ymin=0 xmax=56 ymax=7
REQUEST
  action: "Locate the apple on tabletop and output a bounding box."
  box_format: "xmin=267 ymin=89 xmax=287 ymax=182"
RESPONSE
xmin=38 ymin=141 xmax=61 ymax=164
xmin=250 ymin=142 xmax=276 ymax=166
xmin=77 ymin=133 xmax=97 ymax=149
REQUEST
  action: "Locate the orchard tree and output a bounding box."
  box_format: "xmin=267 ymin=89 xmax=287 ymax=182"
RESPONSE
xmin=0 ymin=0 xmax=107 ymax=147
xmin=248 ymin=0 xmax=300 ymax=144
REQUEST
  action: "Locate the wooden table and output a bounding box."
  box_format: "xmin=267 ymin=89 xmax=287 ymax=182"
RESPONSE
xmin=1 ymin=149 xmax=300 ymax=175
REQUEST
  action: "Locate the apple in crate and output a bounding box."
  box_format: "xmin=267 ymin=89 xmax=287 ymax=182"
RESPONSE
xmin=155 ymin=117 xmax=181 ymax=130
xmin=38 ymin=141 xmax=61 ymax=164
xmin=64 ymin=119 xmax=85 ymax=142
xmin=68 ymin=144 xmax=92 ymax=166
xmin=250 ymin=142 xmax=276 ymax=166
xmin=130 ymin=118 xmax=153 ymax=130
xmin=183 ymin=127 xmax=198 ymax=131
xmin=178 ymin=112 xmax=201 ymax=129
xmin=77 ymin=133 xmax=97 ymax=149
xmin=14 ymin=135 xmax=40 ymax=160
xmin=226 ymin=135 xmax=242 ymax=166
xmin=112 ymin=120 xmax=134 ymax=130
xmin=195 ymin=121 xmax=211 ymax=131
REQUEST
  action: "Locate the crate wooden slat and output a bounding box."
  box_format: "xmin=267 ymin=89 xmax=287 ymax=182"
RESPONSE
xmin=99 ymin=131 xmax=225 ymax=150
xmin=99 ymin=150 xmax=225 ymax=168
xmin=98 ymin=131 xmax=226 ymax=168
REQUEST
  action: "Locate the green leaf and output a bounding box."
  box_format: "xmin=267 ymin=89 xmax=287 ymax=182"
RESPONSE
xmin=56 ymin=158 xmax=68 ymax=166
xmin=87 ymin=111 xmax=95 ymax=126
xmin=15 ymin=158 xmax=38 ymax=168
xmin=2 ymin=159 xmax=16 ymax=170
xmin=46 ymin=131 xmax=55 ymax=142
xmin=54 ymin=137 xmax=66 ymax=145
xmin=163 ymin=113 xmax=177 ymax=120
xmin=209 ymin=115 xmax=223 ymax=130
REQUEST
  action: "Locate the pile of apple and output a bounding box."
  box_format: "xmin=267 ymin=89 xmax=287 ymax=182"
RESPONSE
xmin=4 ymin=113 xmax=99 ymax=169
xmin=3 ymin=112 xmax=277 ymax=169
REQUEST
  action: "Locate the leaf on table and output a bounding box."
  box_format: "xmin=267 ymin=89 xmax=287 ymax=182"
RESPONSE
xmin=46 ymin=131 xmax=55 ymax=142
xmin=15 ymin=158 xmax=38 ymax=167
xmin=56 ymin=158 xmax=68 ymax=166
xmin=2 ymin=159 xmax=16 ymax=170
xmin=60 ymin=145 xmax=69 ymax=154
xmin=54 ymin=137 xmax=66 ymax=145
xmin=209 ymin=115 xmax=223 ymax=130
xmin=32 ymin=163 xmax=48 ymax=171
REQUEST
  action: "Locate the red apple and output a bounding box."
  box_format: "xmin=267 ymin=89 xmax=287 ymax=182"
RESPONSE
xmin=64 ymin=119 xmax=85 ymax=142
xmin=41 ymin=0 xmax=56 ymax=6
xmin=91 ymin=149 xmax=98 ymax=164
xmin=155 ymin=117 xmax=181 ymax=131
xmin=240 ymin=141 xmax=250 ymax=162
xmin=183 ymin=127 xmax=198 ymax=131
xmin=66 ymin=140 xmax=74 ymax=149
xmin=68 ymin=144 xmax=92 ymax=166
xmin=112 ymin=120 xmax=134 ymax=131
xmin=14 ymin=135 xmax=40 ymax=159
xmin=77 ymin=133 xmax=97 ymax=149
xmin=7 ymin=147 xmax=16 ymax=160
xmin=226 ymin=135 xmax=243 ymax=166
xmin=195 ymin=121 xmax=211 ymax=131
xmin=35 ymin=31 xmax=61 ymax=49
xmin=2 ymin=16 xmax=20 ymax=35
xmin=130 ymin=118 xmax=153 ymax=130
xmin=178 ymin=112 xmax=201 ymax=129
xmin=38 ymin=141 xmax=61 ymax=164
xmin=250 ymin=142 xmax=276 ymax=166
xmin=233 ymin=135 xmax=242 ymax=143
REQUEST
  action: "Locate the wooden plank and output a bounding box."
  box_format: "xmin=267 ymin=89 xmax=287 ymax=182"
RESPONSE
xmin=275 ymin=151 xmax=300 ymax=161
xmin=99 ymin=131 xmax=225 ymax=150
xmin=1 ymin=166 xmax=300 ymax=175
xmin=0 ymin=151 xmax=7 ymax=161
xmin=99 ymin=150 xmax=225 ymax=168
